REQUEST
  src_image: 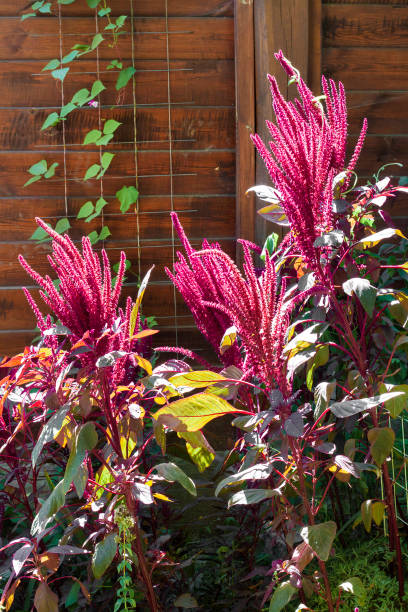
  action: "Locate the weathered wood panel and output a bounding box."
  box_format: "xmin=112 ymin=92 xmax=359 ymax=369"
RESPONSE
xmin=323 ymin=48 xmax=408 ymax=90
xmin=0 ymin=2 xmax=236 ymax=356
xmin=0 ymin=60 xmax=235 ymax=107
xmin=4 ymin=0 xmax=234 ymax=18
xmin=0 ymin=17 xmax=234 ymax=61
xmin=0 ymin=107 xmax=235 ymax=151
xmin=323 ymin=5 xmax=408 ymax=47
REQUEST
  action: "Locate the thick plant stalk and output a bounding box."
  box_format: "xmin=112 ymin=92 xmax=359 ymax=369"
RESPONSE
xmin=125 ymin=489 xmax=160 ymax=612
xmin=291 ymin=440 xmax=335 ymax=611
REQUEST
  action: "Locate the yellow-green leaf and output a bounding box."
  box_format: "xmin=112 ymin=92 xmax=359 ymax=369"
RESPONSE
xmin=367 ymin=427 xmax=395 ymax=467
xmin=129 ymin=266 xmax=153 ymax=336
xmin=169 ymin=370 xmax=227 ymax=389
xmin=219 ymin=326 xmax=237 ymax=355
xmin=153 ymin=393 xmax=243 ymax=432
xmin=372 ymin=501 xmax=386 ymax=526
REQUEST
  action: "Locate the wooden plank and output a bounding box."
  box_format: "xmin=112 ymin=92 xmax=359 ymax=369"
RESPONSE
xmin=0 ymin=17 xmax=234 ymax=61
xmin=347 ymin=91 xmax=408 ymax=135
xmin=0 ymin=60 xmax=235 ymax=107
xmin=323 ymin=48 xmax=408 ymax=91
xmin=309 ymin=0 xmax=322 ymax=93
xmin=0 ymin=200 xmax=235 ymax=243
xmin=347 ymin=135 xmax=408 ymax=176
xmin=323 ymin=0 xmax=407 ymax=4
xmin=0 ymin=107 xmax=235 ymax=151
xmin=323 ymin=5 xmax=408 ymax=47
xmin=234 ymin=0 xmax=255 ymax=248
xmin=0 ymin=237 xmax=236 ymax=286
xmin=0 ymin=327 xmax=212 ymax=359
xmin=0 ymin=150 xmax=235 ymax=197
xmin=4 ymin=0 xmax=234 ymax=18
xmin=253 ymin=0 xmax=310 ymax=244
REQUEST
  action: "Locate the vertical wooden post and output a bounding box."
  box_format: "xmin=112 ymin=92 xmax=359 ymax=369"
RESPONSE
xmin=234 ymin=0 xmax=256 ymax=253
xmin=253 ymin=0 xmax=311 ymax=246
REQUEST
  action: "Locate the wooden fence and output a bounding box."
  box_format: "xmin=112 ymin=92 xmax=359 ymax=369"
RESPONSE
xmin=0 ymin=0 xmax=407 ymax=357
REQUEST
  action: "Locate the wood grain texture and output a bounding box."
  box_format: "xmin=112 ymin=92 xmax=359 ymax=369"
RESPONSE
xmin=348 ymin=135 xmax=408 ymax=176
xmin=323 ymin=0 xmax=407 ymax=4
xmin=0 ymin=107 xmax=235 ymax=151
xmin=323 ymin=47 xmax=408 ymax=90
xmin=0 ymin=17 xmax=234 ymax=61
xmin=323 ymin=5 xmax=408 ymax=47
xmin=0 ymin=60 xmax=235 ymax=107
xmin=0 ymin=150 xmax=235 ymax=197
xmin=254 ymin=0 xmax=309 ymax=244
xmin=234 ymin=0 xmax=255 ymax=249
xmin=347 ymin=91 xmax=408 ymax=135
xmin=0 ymin=237 xmax=236 ymax=286
xmin=6 ymin=0 xmax=234 ymax=18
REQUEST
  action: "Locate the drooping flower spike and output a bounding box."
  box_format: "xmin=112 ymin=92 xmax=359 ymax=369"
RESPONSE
xmin=251 ymin=50 xmax=367 ymax=269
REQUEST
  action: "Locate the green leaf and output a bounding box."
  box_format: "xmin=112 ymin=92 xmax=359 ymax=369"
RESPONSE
xmin=300 ymin=521 xmax=336 ymax=561
xmin=87 ymin=0 xmax=101 ymax=8
xmin=116 ymin=185 xmax=138 ymax=213
xmin=372 ymin=501 xmax=385 ymax=526
xmin=101 ymin=152 xmax=115 ymax=170
xmin=21 ymin=12 xmax=36 ymax=20
xmin=361 ymin=499 xmax=372 ymax=532
xmin=71 ymin=88 xmax=90 ymax=106
xmin=77 ymin=201 xmax=94 ymax=219
xmin=103 ymin=119 xmax=122 ymax=135
xmin=91 ymin=33 xmax=104 ymax=50
xmin=343 ymin=277 xmax=377 ymax=317
xmin=84 ymin=164 xmax=101 ymax=181
xmin=51 ymin=67 xmax=70 ymax=82
xmin=129 ymin=266 xmax=153 ymax=335
xmin=44 ymin=162 xmax=59 ymax=179
xmin=314 ymin=381 xmax=335 ymax=419
xmin=73 ymin=463 xmax=88 ymax=499
xmin=338 ymin=577 xmax=366 ymax=605
xmin=378 ymin=383 xmax=408 ymax=418
xmin=306 ymin=344 xmax=329 ymax=391
xmin=65 ymin=582 xmax=81 ymax=608
xmin=61 ymin=50 xmax=78 ymax=64
xmin=228 ymin=488 xmax=280 ymax=508
xmin=91 ymin=80 xmax=105 ymax=98
xmin=269 ymin=582 xmax=297 ymax=612
xmin=55 ymin=217 xmax=70 ymax=234
xmin=95 ymin=133 xmax=113 ymax=146
xmin=153 ymin=393 xmax=242 ymax=432
xmin=173 ymin=594 xmax=198 ymax=609
xmin=42 ymin=58 xmax=60 ymax=72
xmin=24 ymin=175 xmax=42 ymax=187
xmin=95 ymin=197 xmax=108 ymax=214
xmin=183 ymin=440 xmax=214 ymax=472
xmin=83 ymin=129 xmax=102 ymax=145
xmin=38 ymin=2 xmax=51 ymax=13
xmin=215 ymin=464 xmax=273 ymax=496
xmin=29 ymin=159 xmax=47 ymax=176
xmin=87 ymin=230 xmax=99 ymax=245
xmin=60 ymin=102 xmax=76 ymax=118
xmin=98 ymin=7 xmax=111 ymax=17
xmin=98 ymin=225 xmax=111 ymax=241
xmin=63 ymin=422 xmax=98 ymax=491
xmin=31 ymin=480 xmax=66 ymax=535
xmin=30 ymin=224 xmax=51 ymax=241
xmin=41 ymin=112 xmax=60 ymax=130
xmin=154 ymin=462 xmax=196 ymax=496
xmin=116 ymin=66 xmax=136 ymax=90
xmin=32 ymin=403 xmax=71 ymax=468
xmin=261 ymin=233 xmax=279 ymax=261
xmin=116 ymin=15 xmax=127 ymax=28
xmin=358 ymin=227 xmax=405 ymax=248
xmin=367 ymin=427 xmax=395 ymax=466
xmin=92 ymin=533 xmax=117 ymax=579
xmin=330 ymin=392 xmax=405 ymax=418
